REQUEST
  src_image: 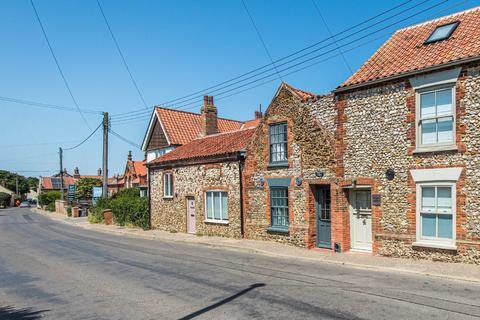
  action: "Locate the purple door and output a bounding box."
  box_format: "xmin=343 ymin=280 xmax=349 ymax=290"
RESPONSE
xmin=187 ymin=197 xmax=196 ymax=234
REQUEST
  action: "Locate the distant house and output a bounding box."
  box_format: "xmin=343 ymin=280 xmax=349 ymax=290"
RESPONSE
xmin=124 ymin=151 xmax=148 ymax=197
xmin=39 ymin=167 xmax=102 ymax=194
xmin=148 ymin=96 xmax=259 ymax=236
xmin=141 ymin=96 xmax=248 ymax=163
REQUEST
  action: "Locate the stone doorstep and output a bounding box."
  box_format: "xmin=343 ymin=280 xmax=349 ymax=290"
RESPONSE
xmin=31 ymin=208 xmax=480 ymax=284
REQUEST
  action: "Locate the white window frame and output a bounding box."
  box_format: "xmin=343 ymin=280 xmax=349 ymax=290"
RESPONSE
xmin=163 ymin=172 xmax=173 ymax=198
xmin=204 ymin=190 xmax=228 ymax=224
xmin=414 ymin=181 xmax=456 ymax=250
xmin=415 ymin=84 xmax=457 ymax=152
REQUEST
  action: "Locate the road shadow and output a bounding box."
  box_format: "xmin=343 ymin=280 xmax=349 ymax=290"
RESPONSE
xmin=0 ymin=306 xmax=48 ymax=320
xmin=178 ymin=283 xmax=265 ymax=320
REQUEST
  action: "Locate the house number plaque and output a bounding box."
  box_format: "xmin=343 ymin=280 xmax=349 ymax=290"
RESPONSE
xmin=371 ymin=194 xmax=381 ymax=206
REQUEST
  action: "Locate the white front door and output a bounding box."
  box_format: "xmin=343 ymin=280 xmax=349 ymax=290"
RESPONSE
xmin=187 ymin=197 xmax=196 ymax=234
xmin=349 ymin=190 xmax=372 ymax=252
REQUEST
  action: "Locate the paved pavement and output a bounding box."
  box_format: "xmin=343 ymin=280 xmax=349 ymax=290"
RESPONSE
xmin=1 ymin=207 xmax=480 ymax=319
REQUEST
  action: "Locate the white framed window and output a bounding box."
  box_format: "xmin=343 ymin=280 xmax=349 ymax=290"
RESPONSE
xmin=163 ymin=172 xmax=173 ymax=198
xmin=269 ymin=122 xmax=288 ymax=164
xmin=205 ymin=191 xmax=228 ymax=223
xmin=416 ymin=85 xmax=456 ymax=151
xmin=415 ymin=182 xmax=456 ymax=249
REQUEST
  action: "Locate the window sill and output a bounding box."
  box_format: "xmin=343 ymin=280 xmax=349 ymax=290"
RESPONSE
xmin=413 ymin=145 xmax=458 ymax=154
xmin=204 ymin=220 xmax=229 ymax=225
xmin=412 ymin=241 xmax=457 ymax=251
xmin=267 ymin=162 xmax=289 ymax=169
xmin=267 ymin=226 xmax=289 ymax=233
xmin=163 ymin=196 xmax=174 ymax=200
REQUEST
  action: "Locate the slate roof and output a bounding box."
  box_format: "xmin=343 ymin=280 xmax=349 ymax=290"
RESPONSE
xmin=340 ymin=7 xmax=480 ymax=89
xmin=155 ymin=107 xmax=244 ymax=145
xmin=149 ymin=128 xmax=256 ymax=165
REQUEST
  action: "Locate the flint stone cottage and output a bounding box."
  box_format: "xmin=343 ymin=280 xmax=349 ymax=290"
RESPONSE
xmin=148 ymin=97 xmax=259 ymax=237
xmin=333 ymin=8 xmax=480 ymax=263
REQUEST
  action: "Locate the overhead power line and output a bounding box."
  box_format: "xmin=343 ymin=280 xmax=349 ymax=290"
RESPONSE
xmin=111 ymin=0 xmax=464 ymax=126
xmin=110 ymin=0 xmax=436 ymax=119
xmin=0 ymin=95 xmax=103 ymax=114
xmin=96 ymin=0 xmax=150 ymax=111
xmin=63 ymin=121 xmax=103 ymax=151
xmin=30 ymin=0 xmax=92 ymax=129
xmin=241 ymin=0 xmax=282 ymax=81
xmin=109 ymin=129 xmax=142 ymax=149
xmin=310 ymin=0 xmax=354 ymax=75
xmin=110 ymin=0 xmax=416 ymax=118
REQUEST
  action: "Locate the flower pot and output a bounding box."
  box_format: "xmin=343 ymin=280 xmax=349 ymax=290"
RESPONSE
xmin=72 ymin=207 xmax=79 ymax=218
xmin=103 ymin=209 xmax=113 ymax=225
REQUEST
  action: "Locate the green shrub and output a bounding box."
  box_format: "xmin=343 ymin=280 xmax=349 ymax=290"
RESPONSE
xmin=112 ymin=187 xmax=141 ymax=199
xmin=0 ymin=192 xmax=11 ymax=207
xmin=88 ymin=209 xmax=104 ymax=224
xmin=66 ymin=206 xmax=72 ymax=217
xmin=46 ymin=202 xmax=55 ymax=212
xmin=109 ymin=196 xmax=149 ymax=230
xmin=39 ymin=191 xmax=61 ymax=207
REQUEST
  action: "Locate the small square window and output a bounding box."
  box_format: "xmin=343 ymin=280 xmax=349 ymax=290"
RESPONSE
xmin=424 ymin=21 xmax=459 ymax=44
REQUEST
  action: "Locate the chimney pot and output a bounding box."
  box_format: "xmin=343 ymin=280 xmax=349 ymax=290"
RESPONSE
xmin=98 ymin=168 xmax=102 ymax=176
xmin=128 ymin=151 xmax=132 ymax=161
xmin=203 ymin=95 xmax=208 ymax=106
xmin=255 ymin=111 xmax=263 ymax=119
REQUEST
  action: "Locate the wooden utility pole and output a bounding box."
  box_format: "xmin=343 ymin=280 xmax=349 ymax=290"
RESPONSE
xmin=59 ymin=147 xmax=64 ymax=201
xmin=102 ymin=112 xmax=109 ymax=198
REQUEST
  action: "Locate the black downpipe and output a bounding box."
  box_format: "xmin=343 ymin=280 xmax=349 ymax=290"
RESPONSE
xmin=238 ymin=158 xmax=245 ymax=238
xmin=147 ymin=166 xmax=152 ymax=230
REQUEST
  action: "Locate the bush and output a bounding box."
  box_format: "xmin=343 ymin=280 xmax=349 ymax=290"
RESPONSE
xmin=66 ymin=206 xmax=72 ymax=217
xmin=39 ymin=191 xmax=61 ymax=207
xmin=87 ymin=187 xmax=149 ymax=229
xmin=88 ymin=197 xmax=109 ymax=224
xmin=109 ymin=196 xmax=149 ymax=230
xmin=46 ymin=202 xmax=55 ymax=212
xmin=0 ymin=192 xmax=11 ymax=207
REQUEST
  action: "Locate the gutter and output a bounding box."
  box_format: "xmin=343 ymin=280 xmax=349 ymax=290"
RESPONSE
xmin=334 ymin=56 xmax=480 ymax=93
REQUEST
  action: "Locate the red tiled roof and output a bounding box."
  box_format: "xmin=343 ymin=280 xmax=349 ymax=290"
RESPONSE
xmin=283 ymin=83 xmax=316 ymax=100
xmin=155 ymin=107 xmax=243 ymax=145
xmin=340 ymin=7 xmax=480 ymax=88
xmin=133 ymin=161 xmax=147 ymax=176
xmin=149 ymin=128 xmax=256 ymax=165
xmin=41 ymin=176 xmax=75 ymax=190
xmin=242 ymin=118 xmax=261 ymax=129
xmin=80 ymin=175 xmax=102 ymax=180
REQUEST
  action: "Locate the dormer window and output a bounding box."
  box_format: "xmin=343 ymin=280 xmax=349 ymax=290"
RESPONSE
xmin=424 ymin=21 xmax=459 ymax=44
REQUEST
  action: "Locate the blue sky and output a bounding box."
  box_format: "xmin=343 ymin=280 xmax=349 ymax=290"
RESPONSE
xmin=0 ymin=0 xmax=477 ymax=178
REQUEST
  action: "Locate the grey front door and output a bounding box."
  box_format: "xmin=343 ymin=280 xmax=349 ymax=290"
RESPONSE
xmin=315 ymin=186 xmax=331 ymax=248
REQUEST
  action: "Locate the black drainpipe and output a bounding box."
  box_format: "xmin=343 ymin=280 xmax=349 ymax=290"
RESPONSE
xmin=238 ymin=151 xmax=246 ymax=238
xmin=147 ymin=165 xmax=152 ymax=230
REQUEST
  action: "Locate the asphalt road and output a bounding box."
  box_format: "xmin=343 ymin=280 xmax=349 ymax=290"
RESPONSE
xmin=0 ymin=207 xmax=479 ymax=320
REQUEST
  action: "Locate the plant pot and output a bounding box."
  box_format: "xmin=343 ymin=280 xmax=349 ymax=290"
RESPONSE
xmin=72 ymin=207 xmax=79 ymax=218
xmin=103 ymin=209 xmax=113 ymax=225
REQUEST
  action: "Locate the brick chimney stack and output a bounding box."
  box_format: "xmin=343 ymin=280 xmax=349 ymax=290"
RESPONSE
xmin=201 ymin=95 xmax=218 ymax=136
xmin=128 ymin=150 xmax=132 ymax=161
xmin=97 ymin=168 xmax=102 ymax=176
xmin=255 ymin=110 xmax=263 ymax=119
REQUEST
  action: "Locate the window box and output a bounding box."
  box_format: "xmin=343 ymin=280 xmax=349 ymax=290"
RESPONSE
xmin=267 ymin=226 xmax=289 ymax=233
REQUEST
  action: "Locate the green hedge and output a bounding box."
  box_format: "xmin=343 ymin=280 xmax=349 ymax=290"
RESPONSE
xmin=46 ymin=202 xmax=55 ymax=212
xmin=88 ymin=188 xmax=149 ymax=229
xmin=39 ymin=191 xmax=61 ymax=207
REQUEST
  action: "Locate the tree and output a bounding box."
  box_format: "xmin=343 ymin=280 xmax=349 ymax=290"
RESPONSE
xmin=0 ymin=192 xmax=11 ymax=207
xmin=38 ymin=191 xmax=60 ymax=207
xmin=75 ymin=178 xmax=102 ymax=200
xmin=0 ymin=170 xmax=37 ymax=194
